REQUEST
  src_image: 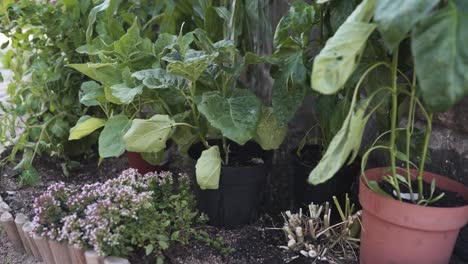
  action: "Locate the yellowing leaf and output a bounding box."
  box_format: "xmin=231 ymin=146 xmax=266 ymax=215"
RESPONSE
xmin=255 ymin=106 xmax=287 ymax=150
xmin=69 ymin=116 xmax=105 ymax=140
xmin=196 ymin=146 xmax=222 ymax=190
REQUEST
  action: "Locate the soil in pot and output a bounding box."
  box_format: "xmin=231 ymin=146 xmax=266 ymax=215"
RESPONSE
xmin=127 ymin=152 xmax=165 ymax=175
xmin=292 ymin=145 xmax=360 ymax=210
xmin=359 ymin=168 xmax=468 ymax=264
xmin=189 ymin=140 xmax=271 ymax=229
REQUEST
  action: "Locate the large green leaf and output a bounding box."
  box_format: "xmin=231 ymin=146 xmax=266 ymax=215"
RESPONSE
xmin=308 ymin=97 xmax=373 ymax=185
xmin=69 ymin=116 xmax=105 ymax=140
xmin=123 ymin=115 xmax=176 ymax=153
xmin=412 ymin=3 xmax=468 ymax=113
xmin=153 ymin=33 xmax=177 ymax=57
xmin=374 ymin=0 xmax=439 ymax=51
xmin=311 ymin=0 xmax=376 ymax=94
xmin=110 ymin=84 xmax=143 ymax=104
xmin=79 ymin=81 xmax=104 ymax=106
xmin=197 ymin=90 xmax=262 ymax=145
xmin=114 ymin=20 xmax=141 ymax=58
xmin=254 ymin=106 xmax=287 ymax=150
xmin=196 ymin=146 xmax=222 ymax=190
xmin=68 ymin=63 xmax=122 ymax=86
xmin=98 ymin=115 xmax=130 ymax=158
xmin=132 ymin=69 xmax=183 ymax=89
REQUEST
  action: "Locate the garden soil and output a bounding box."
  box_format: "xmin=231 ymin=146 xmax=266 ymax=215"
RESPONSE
xmin=0 ymin=152 xmax=467 ymax=264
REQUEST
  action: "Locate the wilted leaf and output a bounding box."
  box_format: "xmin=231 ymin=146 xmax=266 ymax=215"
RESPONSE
xmin=196 ymin=146 xmax=222 ymax=190
xmin=311 ymin=0 xmax=376 ymax=94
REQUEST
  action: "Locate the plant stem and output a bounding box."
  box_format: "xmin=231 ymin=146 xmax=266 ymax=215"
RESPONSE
xmin=188 ymin=81 xmax=209 ymax=148
xmin=418 ymin=113 xmax=433 ymax=198
xmin=405 ymin=75 xmax=416 ymax=202
xmin=222 ymin=137 xmax=229 ymax=165
xmin=390 ymin=48 xmax=402 ymax=201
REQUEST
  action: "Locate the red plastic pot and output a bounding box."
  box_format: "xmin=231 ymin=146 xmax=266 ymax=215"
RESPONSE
xmin=359 ymin=167 xmax=468 ymax=264
xmin=126 ymin=152 xmax=164 ymax=175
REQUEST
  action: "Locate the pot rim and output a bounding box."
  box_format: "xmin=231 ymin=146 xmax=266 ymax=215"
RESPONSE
xmin=359 ymin=167 xmax=468 ymax=231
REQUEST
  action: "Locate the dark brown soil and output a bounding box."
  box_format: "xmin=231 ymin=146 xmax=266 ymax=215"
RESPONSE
xmin=380 ymin=178 xmax=468 ymax=208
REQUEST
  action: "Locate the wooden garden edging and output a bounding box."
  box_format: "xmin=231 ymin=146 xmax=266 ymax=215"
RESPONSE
xmin=0 ymin=199 xmax=130 ymax=264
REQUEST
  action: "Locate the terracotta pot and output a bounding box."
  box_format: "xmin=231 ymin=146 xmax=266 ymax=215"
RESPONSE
xmin=127 ymin=151 xmax=164 ymax=175
xmin=48 ymin=240 xmax=72 ymax=264
xmin=68 ymin=244 xmax=86 ymax=264
xmin=359 ymin=167 xmax=468 ymax=264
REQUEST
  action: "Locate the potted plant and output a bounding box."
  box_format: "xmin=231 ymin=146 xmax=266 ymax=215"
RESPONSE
xmin=67 ymin=19 xmax=178 ymax=174
xmin=262 ymin=0 xmax=361 ymax=208
xmin=309 ymin=0 xmax=468 ymax=263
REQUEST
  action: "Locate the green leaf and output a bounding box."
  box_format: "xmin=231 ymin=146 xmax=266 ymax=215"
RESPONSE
xmin=430 ymin=178 xmax=436 ymax=197
xmin=412 ymin=3 xmax=468 ymax=112
xmin=272 ymin=77 xmax=306 ymax=126
xmin=69 ymin=116 xmax=106 ymax=140
xmin=110 ymin=84 xmax=143 ymax=104
xmin=79 ymin=81 xmax=104 ymax=106
xmin=273 ymin=1 xmax=315 ymax=47
xmin=172 ymin=125 xmax=198 ymax=156
xmin=98 ymin=115 xmax=130 ymax=158
xmin=145 ymin=244 xmax=154 ymax=255
xmin=49 ymin=118 xmax=69 ymax=138
xmin=178 ymin=32 xmax=195 ymax=56
xmin=132 ymin=68 xmax=182 ymax=89
xmin=205 ymin=6 xmax=224 ymax=41
xmin=86 ymin=0 xmax=110 ymax=43
xmin=367 ymin=180 xmax=393 ymax=198
xmin=104 ymin=86 xmax=123 ymax=104
xmin=114 ymin=19 xmax=141 ymax=58
xmin=153 ymin=33 xmax=177 ymax=57
xmin=374 ymin=0 xmax=439 ymax=51
xmin=254 ymin=106 xmax=287 ymax=150
xmin=68 ymin=63 xmax=122 ymax=86
xmin=196 ymin=146 xmax=222 ymax=190
xmin=167 ymin=50 xmax=217 ymax=82
xmin=158 ymin=241 xmax=169 ymax=250
xmin=197 ymin=90 xmax=262 ymax=145
xmin=308 ymin=98 xmax=373 ymax=185
xmin=311 ymin=0 xmax=376 ymax=94
xmin=123 ymin=115 xmax=176 ymax=153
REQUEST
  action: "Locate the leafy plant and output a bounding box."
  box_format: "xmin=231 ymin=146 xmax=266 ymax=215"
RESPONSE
xmin=0 ymin=0 xmax=100 ymax=184
xmin=309 ymin=0 xmax=468 ymax=205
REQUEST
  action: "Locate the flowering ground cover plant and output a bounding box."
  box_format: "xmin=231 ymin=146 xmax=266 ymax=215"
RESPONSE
xmin=31 ymin=169 xmax=208 ymax=262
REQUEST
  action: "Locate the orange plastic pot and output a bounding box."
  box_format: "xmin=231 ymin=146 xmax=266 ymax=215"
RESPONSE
xmin=126 ymin=152 xmax=163 ymax=175
xmin=359 ymin=167 xmax=468 ymax=264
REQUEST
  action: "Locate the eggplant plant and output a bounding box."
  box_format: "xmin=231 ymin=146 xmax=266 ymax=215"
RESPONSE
xmin=309 ymin=0 xmax=468 ymax=204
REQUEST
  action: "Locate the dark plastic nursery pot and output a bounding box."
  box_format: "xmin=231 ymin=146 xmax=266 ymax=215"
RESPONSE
xmin=359 ymin=167 xmax=468 ymax=264
xmin=292 ymin=145 xmax=360 ymax=207
xmin=189 ymin=141 xmax=269 ymax=229
xmin=126 ymin=152 xmax=164 ymax=175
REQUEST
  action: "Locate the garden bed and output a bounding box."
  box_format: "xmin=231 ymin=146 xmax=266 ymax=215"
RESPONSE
xmin=0 ymin=152 xmax=466 ymax=264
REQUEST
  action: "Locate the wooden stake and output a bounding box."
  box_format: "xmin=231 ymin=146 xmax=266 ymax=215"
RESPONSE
xmin=85 ymin=250 xmax=105 ymax=264
xmin=33 ymin=234 xmax=56 ymax=264
xmin=69 ymin=244 xmax=87 ymax=264
xmin=22 ymin=222 xmax=42 ymax=261
xmin=14 ymin=213 xmax=31 ymax=254
xmin=49 ymin=240 xmax=72 ymax=264
xmin=0 ymin=212 xmax=24 ymax=252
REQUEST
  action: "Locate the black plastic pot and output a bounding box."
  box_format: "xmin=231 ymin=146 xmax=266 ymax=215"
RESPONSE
xmin=292 ymin=144 xmax=360 ymax=208
xmin=189 ymin=141 xmax=269 ymax=229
